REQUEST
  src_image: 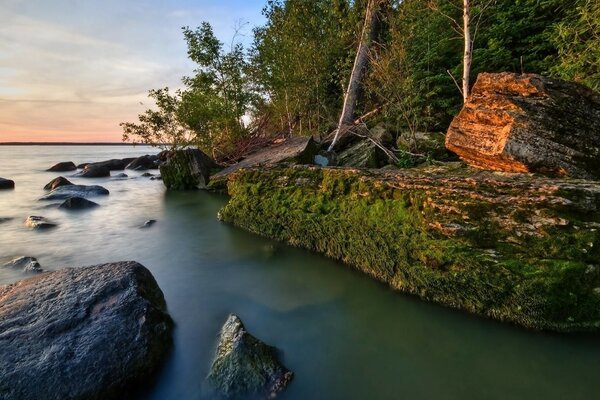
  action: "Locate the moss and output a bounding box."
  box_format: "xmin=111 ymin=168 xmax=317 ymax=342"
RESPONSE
xmin=219 ymin=166 xmax=600 ymax=332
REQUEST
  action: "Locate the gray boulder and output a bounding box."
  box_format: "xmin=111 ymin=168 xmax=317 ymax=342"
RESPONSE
xmin=25 ymin=216 xmax=57 ymax=230
xmin=47 ymin=161 xmax=76 ymax=172
xmin=2 ymin=256 xmax=43 ymax=273
xmin=0 ymin=177 xmax=15 ymax=190
xmin=44 ymin=176 xmax=73 ymax=191
xmin=208 ymin=314 xmax=293 ymax=399
xmin=40 ymin=184 xmax=109 ymax=200
xmin=0 ymin=261 xmax=173 ymax=400
xmin=59 ymin=197 xmax=99 ymax=210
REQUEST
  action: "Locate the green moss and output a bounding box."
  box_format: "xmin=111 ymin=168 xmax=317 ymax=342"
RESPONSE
xmin=219 ymin=166 xmax=600 ymax=332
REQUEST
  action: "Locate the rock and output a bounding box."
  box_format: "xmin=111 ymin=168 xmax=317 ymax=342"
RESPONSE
xmin=0 ymin=177 xmax=15 ymax=190
xmin=2 ymin=256 xmax=42 ymax=273
xmin=0 ymin=217 xmax=13 ymax=224
xmin=113 ymin=173 xmax=128 ymax=179
xmin=25 ymin=216 xmax=57 ymax=230
xmin=219 ymin=165 xmax=600 ymax=332
xmin=59 ymin=197 xmax=99 ymax=210
xmin=40 ymin=184 xmax=109 ymax=200
xmin=47 ymin=161 xmax=77 ymax=172
xmin=336 ymin=139 xmax=390 ymax=168
xmin=397 ymin=131 xmax=456 ymax=162
xmin=76 ymin=162 xmax=89 ymax=169
xmin=141 ymin=172 xmax=154 ymax=177
xmin=160 ymin=148 xmax=220 ymax=190
xmin=150 ymin=176 xmax=162 ymax=181
xmin=44 ymin=176 xmax=73 ymax=191
xmin=79 ymin=163 xmax=110 ymax=178
xmin=446 ymin=72 xmax=600 ymax=179
xmin=126 ymin=155 xmax=158 ymax=170
xmin=141 ymin=219 xmax=156 ymax=228
xmin=87 ymin=159 xmax=127 ymax=171
xmin=0 ymin=261 xmax=173 ymax=400
xmin=208 ymin=315 xmax=293 ymax=399
xmin=370 ymin=123 xmax=394 ymax=146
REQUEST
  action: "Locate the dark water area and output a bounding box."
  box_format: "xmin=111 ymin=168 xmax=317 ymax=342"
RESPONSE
xmin=0 ymin=145 xmax=598 ymax=400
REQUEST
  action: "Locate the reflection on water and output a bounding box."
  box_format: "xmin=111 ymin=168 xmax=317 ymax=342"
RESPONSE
xmin=0 ymin=145 xmax=598 ymax=400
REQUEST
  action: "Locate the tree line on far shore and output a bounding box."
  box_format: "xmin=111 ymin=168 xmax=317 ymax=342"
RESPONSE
xmin=121 ymin=0 xmax=599 ymax=159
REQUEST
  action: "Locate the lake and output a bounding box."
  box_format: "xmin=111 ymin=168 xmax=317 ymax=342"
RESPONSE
xmin=0 ymin=145 xmax=598 ymax=400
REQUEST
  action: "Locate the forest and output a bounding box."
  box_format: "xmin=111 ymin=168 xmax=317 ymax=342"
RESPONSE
xmin=121 ymin=0 xmax=599 ymax=161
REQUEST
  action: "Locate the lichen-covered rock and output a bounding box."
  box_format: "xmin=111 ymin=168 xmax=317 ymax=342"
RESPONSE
xmin=0 ymin=177 xmax=14 ymax=190
xmin=208 ymin=315 xmax=293 ymax=399
xmin=0 ymin=261 xmax=173 ymax=400
xmin=446 ymin=72 xmax=600 ymax=178
xmin=160 ymin=148 xmax=219 ymax=190
xmin=44 ymin=176 xmax=73 ymax=190
xmin=40 ymin=184 xmax=109 ymax=200
xmin=219 ymin=165 xmax=600 ymax=332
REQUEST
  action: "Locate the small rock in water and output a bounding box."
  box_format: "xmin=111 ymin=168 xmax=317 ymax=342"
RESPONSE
xmin=2 ymin=256 xmax=42 ymax=273
xmin=113 ymin=172 xmax=128 ymax=179
xmin=208 ymin=314 xmax=293 ymax=399
xmin=0 ymin=217 xmax=13 ymax=224
xmin=25 ymin=216 xmax=57 ymax=230
xmin=59 ymin=197 xmax=99 ymax=210
xmin=0 ymin=177 xmax=15 ymax=190
xmin=150 ymin=176 xmax=162 ymax=181
xmin=47 ymin=161 xmax=76 ymax=172
xmin=44 ymin=176 xmax=73 ymax=191
xmin=141 ymin=172 xmax=154 ymax=177
xmin=141 ymin=219 xmax=157 ymax=228
xmin=40 ymin=184 xmax=109 ymax=200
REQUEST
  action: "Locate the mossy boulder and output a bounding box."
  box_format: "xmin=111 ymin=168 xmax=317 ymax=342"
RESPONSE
xmin=219 ymin=165 xmax=600 ymax=332
xmin=160 ymin=149 xmax=220 ymax=190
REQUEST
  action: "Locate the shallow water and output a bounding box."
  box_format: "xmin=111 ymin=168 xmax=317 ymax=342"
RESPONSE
xmin=0 ymin=145 xmax=598 ymax=400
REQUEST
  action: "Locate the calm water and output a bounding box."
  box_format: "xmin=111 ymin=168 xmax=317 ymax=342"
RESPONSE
xmin=0 ymin=145 xmax=598 ymax=400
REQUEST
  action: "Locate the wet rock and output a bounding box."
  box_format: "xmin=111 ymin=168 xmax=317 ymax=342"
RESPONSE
xmin=0 ymin=261 xmax=173 ymax=400
xmin=113 ymin=172 xmax=128 ymax=179
xmin=160 ymin=148 xmax=219 ymax=190
xmin=0 ymin=217 xmax=13 ymax=224
xmin=79 ymin=163 xmax=110 ymax=178
xmin=47 ymin=161 xmax=76 ymax=172
xmin=208 ymin=314 xmax=293 ymax=399
xmin=141 ymin=172 xmax=154 ymax=177
xmin=76 ymin=162 xmax=89 ymax=169
xmin=88 ymin=158 xmax=127 ymax=171
xmin=126 ymin=155 xmax=158 ymax=171
xmin=150 ymin=176 xmax=162 ymax=181
xmin=446 ymin=72 xmax=600 ymax=178
xmin=141 ymin=219 xmax=157 ymax=228
xmin=2 ymin=256 xmax=42 ymax=273
xmin=0 ymin=177 xmax=14 ymax=190
xmin=44 ymin=176 xmax=73 ymax=191
xmin=59 ymin=197 xmax=99 ymax=210
xmin=25 ymin=216 xmax=57 ymax=230
xmin=41 ymin=184 xmax=109 ymax=200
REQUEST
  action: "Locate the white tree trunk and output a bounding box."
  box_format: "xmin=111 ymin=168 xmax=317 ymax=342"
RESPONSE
xmin=328 ymin=0 xmax=380 ymax=152
xmin=462 ymin=0 xmax=471 ymax=103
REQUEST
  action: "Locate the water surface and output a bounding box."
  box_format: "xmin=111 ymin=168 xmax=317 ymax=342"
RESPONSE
xmin=0 ymin=145 xmax=598 ymax=400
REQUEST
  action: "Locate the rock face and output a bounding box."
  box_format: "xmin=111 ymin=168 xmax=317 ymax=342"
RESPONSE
xmin=25 ymin=216 xmax=57 ymax=229
xmin=59 ymin=197 xmax=99 ymax=210
xmin=44 ymin=176 xmax=73 ymax=190
xmin=0 ymin=177 xmax=14 ymax=190
xmin=0 ymin=261 xmax=173 ymax=400
xmin=41 ymin=184 xmax=109 ymax=200
xmin=160 ymin=148 xmax=220 ymax=190
xmin=208 ymin=315 xmax=293 ymax=399
xmin=47 ymin=161 xmax=77 ymax=172
xmin=446 ymin=72 xmax=600 ymax=179
xmin=219 ymin=165 xmax=600 ymax=332
xmin=2 ymin=256 xmax=42 ymax=273
xmin=79 ymin=164 xmax=110 ymax=178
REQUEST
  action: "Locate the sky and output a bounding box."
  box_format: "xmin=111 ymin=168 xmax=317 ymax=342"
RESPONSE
xmin=0 ymin=0 xmax=265 ymax=142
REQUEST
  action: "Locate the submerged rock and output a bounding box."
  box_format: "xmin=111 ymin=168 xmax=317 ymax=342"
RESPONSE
xmin=446 ymin=72 xmax=600 ymax=179
xmin=0 ymin=177 xmax=15 ymax=190
xmin=208 ymin=314 xmax=293 ymax=399
xmin=44 ymin=176 xmax=73 ymax=190
xmin=0 ymin=261 xmax=173 ymax=400
xmin=160 ymin=148 xmax=219 ymax=190
xmin=113 ymin=172 xmax=129 ymax=179
xmin=0 ymin=217 xmax=13 ymax=224
xmin=141 ymin=219 xmax=157 ymax=228
xmin=2 ymin=256 xmax=43 ymax=273
xmin=47 ymin=161 xmax=76 ymax=172
xmin=25 ymin=215 xmax=57 ymax=230
xmin=59 ymin=196 xmax=99 ymax=210
xmin=40 ymin=184 xmax=109 ymax=200
xmin=219 ymin=165 xmax=600 ymax=332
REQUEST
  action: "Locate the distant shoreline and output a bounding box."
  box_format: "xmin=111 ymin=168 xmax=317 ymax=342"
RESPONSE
xmin=0 ymin=142 xmax=153 ymax=146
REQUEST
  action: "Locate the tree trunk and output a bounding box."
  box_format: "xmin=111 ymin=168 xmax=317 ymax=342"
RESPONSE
xmin=328 ymin=0 xmax=381 ymax=152
xmin=462 ymin=0 xmax=471 ymax=103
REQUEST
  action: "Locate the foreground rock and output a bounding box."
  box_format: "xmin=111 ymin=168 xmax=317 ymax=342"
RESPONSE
xmin=47 ymin=161 xmax=77 ymax=172
xmin=59 ymin=196 xmax=99 ymax=210
xmin=220 ymin=165 xmax=600 ymax=332
xmin=2 ymin=256 xmax=42 ymax=273
xmin=446 ymin=72 xmax=600 ymax=179
xmin=44 ymin=176 xmax=73 ymax=190
xmin=160 ymin=148 xmax=220 ymax=190
xmin=41 ymin=184 xmax=109 ymax=200
xmin=0 ymin=177 xmax=15 ymax=190
xmin=208 ymin=315 xmax=293 ymax=399
xmin=0 ymin=261 xmax=173 ymax=400
xmin=25 ymin=215 xmax=57 ymax=229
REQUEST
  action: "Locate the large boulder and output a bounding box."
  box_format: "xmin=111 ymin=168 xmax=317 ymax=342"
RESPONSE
xmin=40 ymin=184 xmax=109 ymax=200
xmin=208 ymin=314 xmax=293 ymax=399
xmin=160 ymin=148 xmax=220 ymax=190
xmin=446 ymin=72 xmax=600 ymax=179
xmin=87 ymin=159 xmax=127 ymax=171
xmin=47 ymin=161 xmax=77 ymax=172
xmin=0 ymin=177 xmax=14 ymax=190
xmin=0 ymin=261 xmax=173 ymax=400
xmin=44 ymin=176 xmax=73 ymax=190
